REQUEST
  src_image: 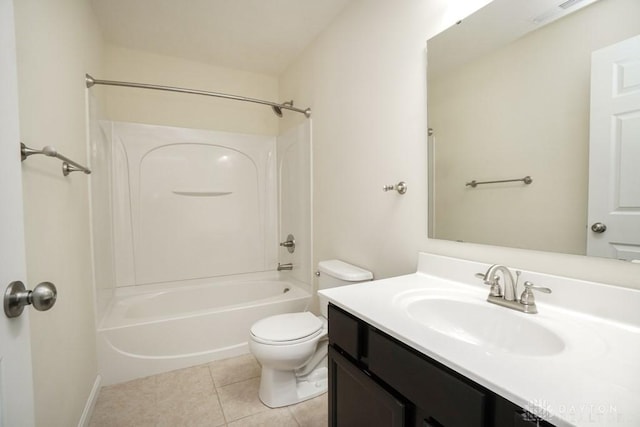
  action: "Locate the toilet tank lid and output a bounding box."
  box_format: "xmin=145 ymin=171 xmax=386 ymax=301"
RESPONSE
xmin=318 ymin=260 xmax=373 ymax=281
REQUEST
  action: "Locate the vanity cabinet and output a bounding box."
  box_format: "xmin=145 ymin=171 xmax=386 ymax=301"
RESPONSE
xmin=328 ymin=304 xmax=555 ymax=427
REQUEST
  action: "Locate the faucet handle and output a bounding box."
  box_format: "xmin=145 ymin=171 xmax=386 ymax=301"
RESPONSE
xmin=475 ymin=271 xmax=503 ymax=297
xmin=523 ymin=281 xmax=551 ymax=293
xmin=481 ymin=274 xmax=503 ymax=297
xmin=520 ymin=281 xmax=551 ymax=306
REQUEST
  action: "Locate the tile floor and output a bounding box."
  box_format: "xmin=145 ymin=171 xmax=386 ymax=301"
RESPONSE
xmin=89 ymin=354 xmax=327 ymax=427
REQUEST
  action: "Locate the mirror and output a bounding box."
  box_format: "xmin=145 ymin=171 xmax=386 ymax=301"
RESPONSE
xmin=427 ymin=0 xmax=640 ymax=258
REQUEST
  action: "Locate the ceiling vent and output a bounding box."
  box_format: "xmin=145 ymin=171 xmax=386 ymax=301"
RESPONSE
xmin=532 ymin=0 xmax=599 ymax=25
xmin=558 ymin=0 xmax=587 ymax=9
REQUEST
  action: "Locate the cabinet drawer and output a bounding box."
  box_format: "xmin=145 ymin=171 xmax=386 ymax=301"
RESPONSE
xmin=368 ymin=328 xmax=487 ymax=427
xmin=328 ymin=304 xmax=360 ymax=360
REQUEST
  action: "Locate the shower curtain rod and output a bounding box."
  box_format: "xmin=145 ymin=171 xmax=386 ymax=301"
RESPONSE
xmin=85 ymin=74 xmax=311 ymax=118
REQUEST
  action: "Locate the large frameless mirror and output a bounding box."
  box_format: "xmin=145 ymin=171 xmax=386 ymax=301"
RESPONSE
xmin=427 ymin=0 xmax=640 ymax=260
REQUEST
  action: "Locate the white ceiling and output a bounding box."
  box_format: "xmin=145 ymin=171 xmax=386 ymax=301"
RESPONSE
xmin=90 ymin=0 xmax=354 ymax=76
xmin=428 ymin=0 xmax=602 ymax=78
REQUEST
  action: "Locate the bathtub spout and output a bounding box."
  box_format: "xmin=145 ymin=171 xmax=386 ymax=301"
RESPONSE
xmin=277 ymin=263 xmax=293 ymax=271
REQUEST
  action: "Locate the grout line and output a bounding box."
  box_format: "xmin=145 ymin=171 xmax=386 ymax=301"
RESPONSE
xmin=287 ymin=405 xmax=302 ymax=427
xmin=208 ymin=363 xmax=229 ymax=426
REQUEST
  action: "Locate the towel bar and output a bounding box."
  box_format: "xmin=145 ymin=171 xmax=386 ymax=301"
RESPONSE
xmin=20 ymin=143 xmax=91 ymax=176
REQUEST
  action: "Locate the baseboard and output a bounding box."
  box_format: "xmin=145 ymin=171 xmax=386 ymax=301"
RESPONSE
xmin=78 ymin=374 xmax=102 ymax=427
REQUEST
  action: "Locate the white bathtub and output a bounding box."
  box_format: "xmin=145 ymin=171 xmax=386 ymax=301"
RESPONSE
xmin=97 ymin=274 xmax=311 ymax=386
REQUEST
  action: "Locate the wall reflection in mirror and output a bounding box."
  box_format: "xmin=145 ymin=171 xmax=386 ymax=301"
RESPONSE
xmin=427 ymin=0 xmax=640 ymax=260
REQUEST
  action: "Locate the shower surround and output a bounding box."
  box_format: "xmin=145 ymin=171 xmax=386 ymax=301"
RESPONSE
xmin=90 ymin=120 xmax=312 ymax=385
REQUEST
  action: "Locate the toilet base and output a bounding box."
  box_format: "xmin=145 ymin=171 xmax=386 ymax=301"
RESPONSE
xmin=258 ymin=365 xmax=328 ymax=408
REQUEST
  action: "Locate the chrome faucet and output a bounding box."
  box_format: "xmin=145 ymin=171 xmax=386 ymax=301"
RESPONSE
xmin=481 ymin=264 xmax=517 ymax=301
xmin=476 ymin=264 xmax=551 ymax=314
xmin=277 ymin=263 xmax=293 ymax=271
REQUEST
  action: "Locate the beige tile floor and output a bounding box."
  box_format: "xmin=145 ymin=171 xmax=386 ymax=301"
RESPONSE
xmin=89 ymin=354 xmax=327 ymax=427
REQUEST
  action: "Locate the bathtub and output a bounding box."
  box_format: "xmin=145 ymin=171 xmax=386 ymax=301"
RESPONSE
xmin=97 ymin=274 xmax=311 ymax=386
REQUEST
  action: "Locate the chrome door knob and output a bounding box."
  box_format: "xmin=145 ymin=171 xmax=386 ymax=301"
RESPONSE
xmin=4 ymin=281 xmax=57 ymax=318
xmin=591 ymin=222 xmax=607 ymax=233
xmin=30 ymin=282 xmax=57 ymax=311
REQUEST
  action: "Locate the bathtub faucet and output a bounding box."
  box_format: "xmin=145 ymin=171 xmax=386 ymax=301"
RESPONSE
xmin=277 ymin=263 xmax=293 ymax=271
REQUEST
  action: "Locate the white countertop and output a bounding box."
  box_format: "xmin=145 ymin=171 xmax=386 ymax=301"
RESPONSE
xmin=319 ymin=253 xmax=640 ymax=427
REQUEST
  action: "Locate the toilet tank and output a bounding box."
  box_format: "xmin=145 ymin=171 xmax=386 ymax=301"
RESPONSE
xmin=317 ymin=260 xmax=373 ymax=317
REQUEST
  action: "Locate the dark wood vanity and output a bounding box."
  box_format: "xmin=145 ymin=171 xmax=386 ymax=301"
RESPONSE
xmin=327 ymin=304 xmax=555 ymax=427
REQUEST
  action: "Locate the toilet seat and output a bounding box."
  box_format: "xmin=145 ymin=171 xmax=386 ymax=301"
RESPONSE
xmin=250 ymin=312 xmax=324 ymax=345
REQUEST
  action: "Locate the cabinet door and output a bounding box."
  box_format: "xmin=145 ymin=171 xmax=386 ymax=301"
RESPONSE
xmin=329 ymin=346 xmax=406 ymax=427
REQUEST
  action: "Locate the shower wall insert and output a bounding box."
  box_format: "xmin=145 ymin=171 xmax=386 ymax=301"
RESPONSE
xmin=87 ymin=81 xmax=312 ymax=385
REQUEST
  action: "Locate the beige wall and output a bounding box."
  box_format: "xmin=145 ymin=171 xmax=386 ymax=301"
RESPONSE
xmin=103 ymin=45 xmax=280 ymax=136
xmin=14 ymin=0 xmax=103 ymax=425
xmin=279 ymin=0 xmax=486 ymax=277
xmin=280 ymin=0 xmax=640 ymax=289
xmin=431 ymin=0 xmax=640 ymax=255
xmin=10 ymin=3 xmax=640 ymax=426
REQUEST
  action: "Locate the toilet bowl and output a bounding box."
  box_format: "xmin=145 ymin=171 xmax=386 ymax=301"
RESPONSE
xmin=249 ymin=260 xmax=372 ymax=408
xmin=249 ymin=312 xmax=328 ymax=407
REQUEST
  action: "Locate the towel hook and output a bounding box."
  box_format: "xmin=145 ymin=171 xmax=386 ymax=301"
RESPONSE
xmin=382 ymin=181 xmax=407 ymax=195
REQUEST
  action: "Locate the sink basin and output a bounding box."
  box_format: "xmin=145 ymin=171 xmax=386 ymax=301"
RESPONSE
xmin=404 ymin=297 xmax=566 ymax=356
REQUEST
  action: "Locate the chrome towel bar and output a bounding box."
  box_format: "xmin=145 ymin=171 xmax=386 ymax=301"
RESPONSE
xmin=20 ymin=143 xmax=91 ymax=176
xmin=466 ymin=176 xmax=532 ymax=188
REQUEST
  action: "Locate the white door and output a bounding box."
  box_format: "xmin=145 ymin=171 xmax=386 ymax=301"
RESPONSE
xmin=0 ymin=0 xmax=36 ymax=425
xmin=587 ymin=35 xmax=640 ymax=261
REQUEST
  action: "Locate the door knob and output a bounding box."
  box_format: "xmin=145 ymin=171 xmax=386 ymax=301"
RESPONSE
xmin=591 ymin=222 xmax=607 ymax=233
xmin=4 ymin=281 xmax=57 ymax=318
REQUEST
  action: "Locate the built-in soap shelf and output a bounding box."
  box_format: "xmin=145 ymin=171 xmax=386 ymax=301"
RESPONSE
xmin=172 ymin=190 xmax=232 ymax=197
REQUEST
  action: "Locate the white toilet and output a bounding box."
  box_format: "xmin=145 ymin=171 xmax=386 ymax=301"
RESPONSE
xmin=249 ymin=259 xmax=373 ymax=408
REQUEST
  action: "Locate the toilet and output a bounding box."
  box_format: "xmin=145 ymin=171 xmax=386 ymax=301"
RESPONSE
xmin=249 ymin=259 xmax=373 ymax=408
